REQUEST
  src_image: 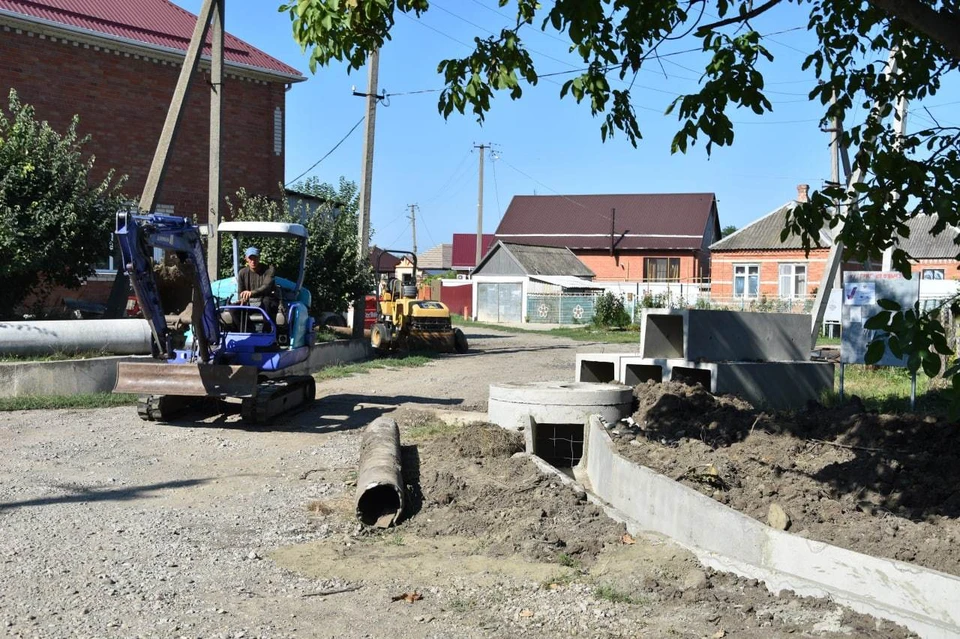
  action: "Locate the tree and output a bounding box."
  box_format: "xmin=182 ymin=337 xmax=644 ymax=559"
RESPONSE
xmin=721 ymin=225 xmax=738 ymax=238
xmin=224 ymin=177 xmax=372 ymax=316
xmin=281 ymin=0 xmax=960 ymax=400
xmin=0 ymin=89 xmax=126 ymax=320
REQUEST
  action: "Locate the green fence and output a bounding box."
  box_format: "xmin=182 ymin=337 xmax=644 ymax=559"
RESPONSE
xmin=526 ymin=293 xmax=597 ymax=325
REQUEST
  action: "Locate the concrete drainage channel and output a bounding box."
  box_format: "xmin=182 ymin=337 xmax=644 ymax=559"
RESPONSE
xmin=485 ymin=382 xmax=960 ymax=639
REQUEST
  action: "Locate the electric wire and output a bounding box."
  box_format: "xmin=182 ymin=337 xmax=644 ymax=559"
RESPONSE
xmin=285 ymin=116 xmax=364 ymax=186
xmin=422 ymin=149 xmax=474 ymax=204
xmin=491 ymin=152 xmax=504 ymax=223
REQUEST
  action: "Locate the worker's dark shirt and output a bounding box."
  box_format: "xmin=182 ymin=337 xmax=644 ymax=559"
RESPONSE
xmin=238 ymin=264 xmax=277 ymax=300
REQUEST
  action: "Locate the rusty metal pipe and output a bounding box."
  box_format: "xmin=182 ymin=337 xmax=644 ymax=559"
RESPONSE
xmin=355 ymin=416 xmax=405 ymax=528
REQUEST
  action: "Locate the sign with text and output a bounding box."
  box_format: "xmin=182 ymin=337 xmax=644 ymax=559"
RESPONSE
xmin=841 ymin=271 xmax=920 ymax=365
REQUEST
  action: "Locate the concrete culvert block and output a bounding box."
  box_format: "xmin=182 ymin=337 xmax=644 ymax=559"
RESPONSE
xmin=356 ymin=417 xmax=405 ymax=528
xmin=488 ymin=381 xmax=633 ymax=431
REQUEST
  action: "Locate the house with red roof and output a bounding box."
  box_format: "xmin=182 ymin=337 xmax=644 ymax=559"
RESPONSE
xmin=495 ymin=193 xmax=721 ymax=285
xmin=0 ymin=0 xmax=303 ymax=309
xmin=451 ymin=233 xmax=496 ymax=275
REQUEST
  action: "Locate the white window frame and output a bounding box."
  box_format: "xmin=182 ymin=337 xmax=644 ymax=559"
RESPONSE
xmin=778 ymin=263 xmax=807 ymax=299
xmin=922 ymin=268 xmax=945 ymax=280
xmin=733 ymin=263 xmax=760 ymax=298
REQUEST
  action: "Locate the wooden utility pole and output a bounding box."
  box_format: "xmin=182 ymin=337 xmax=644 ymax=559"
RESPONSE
xmin=474 ymin=143 xmax=490 ymax=268
xmin=352 ymin=49 xmax=380 ymax=337
xmin=206 ymin=0 xmax=224 ymax=281
xmin=408 ymin=204 xmax=419 ymax=255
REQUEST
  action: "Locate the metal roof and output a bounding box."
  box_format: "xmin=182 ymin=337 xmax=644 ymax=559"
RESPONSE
xmin=895 ymin=214 xmax=960 ymax=258
xmin=531 ymin=275 xmax=606 ymax=289
xmin=495 ymin=193 xmax=718 ymax=251
xmin=218 ymin=221 xmax=307 ymax=238
xmin=475 ymin=241 xmax=595 ymax=278
xmin=0 ymin=0 xmax=303 ymax=81
xmin=710 ymin=202 xmax=833 ymax=251
xmin=451 ymin=233 xmax=496 ymax=269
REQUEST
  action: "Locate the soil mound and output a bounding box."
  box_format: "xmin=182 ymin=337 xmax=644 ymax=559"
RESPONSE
xmin=619 ymin=382 xmax=960 ymax=577
xmin=448 ymin=422 xmax=525 ymax=459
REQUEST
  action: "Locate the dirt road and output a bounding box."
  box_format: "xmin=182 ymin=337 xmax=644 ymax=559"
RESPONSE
xmin=0 ymin=328 xmax=909 ymax=638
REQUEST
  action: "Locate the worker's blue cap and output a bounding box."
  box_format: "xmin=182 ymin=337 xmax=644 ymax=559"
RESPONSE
xmin=244 ymin=247 xmax=260 ymax=258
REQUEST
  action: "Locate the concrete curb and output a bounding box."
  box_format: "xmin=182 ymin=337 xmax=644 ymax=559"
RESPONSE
xmin=580 ymin=415 xmax=960 ymax=639
xmin=0 ymin=339 xmax=372 ymax=398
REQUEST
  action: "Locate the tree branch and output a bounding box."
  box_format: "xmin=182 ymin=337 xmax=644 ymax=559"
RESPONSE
xmin=695 ymin=0 xmax=784 ymax=35
xmin=865 ymin=0 xmax=960 ymax=61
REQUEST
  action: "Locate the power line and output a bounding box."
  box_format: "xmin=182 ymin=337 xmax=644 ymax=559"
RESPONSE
xmin=285 ymin=116 xmax=364 ymax=186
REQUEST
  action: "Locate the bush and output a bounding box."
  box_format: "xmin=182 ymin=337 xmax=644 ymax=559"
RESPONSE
xmin=223 ymin=177 xmax=373 ymax=315
xmin=0 ymin=89 xmax=126 ymax=319
xmin=593 ymin=292 xmax=631 ymax=328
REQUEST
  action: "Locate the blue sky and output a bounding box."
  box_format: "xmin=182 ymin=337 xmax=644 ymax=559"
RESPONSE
xmin=177 ymin=1 xmax=960 ymax=255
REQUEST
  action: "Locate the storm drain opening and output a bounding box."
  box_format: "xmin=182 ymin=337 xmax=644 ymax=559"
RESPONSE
xmin=532 ymin=421 xmax=585 ymax=474
xmin=624 ymin=363 xmax=663 ymax=386
xmin=579 ymin=360 xmax=616 ymax=383
xmin=671 ymin=366 xmax=712 ymax=389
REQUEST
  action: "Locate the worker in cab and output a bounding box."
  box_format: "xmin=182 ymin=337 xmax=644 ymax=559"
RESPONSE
xmin=238 ymin=246 xmax=280 ymax=325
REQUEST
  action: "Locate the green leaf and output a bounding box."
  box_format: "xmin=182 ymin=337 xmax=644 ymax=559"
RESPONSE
xmin=864 ymin=340 xmax=886 ymax=365
xmin=876 ymin=298 xmax=901 ymax=311
xmin=863 ymin=311 xmax=891 ymax=330
xmin=922 ymin=352 xmax=941 ymax=377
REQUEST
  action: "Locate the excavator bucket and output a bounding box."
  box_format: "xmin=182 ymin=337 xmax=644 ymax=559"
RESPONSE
xmin=113 ymin=362 xmax=259 ymax=398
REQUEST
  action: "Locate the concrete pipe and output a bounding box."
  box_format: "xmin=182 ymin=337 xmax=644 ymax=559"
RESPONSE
xmin=355 ymin=416 xmax=405 ymax=528
xmin=0 ymin=319 xmax=153 ymax=357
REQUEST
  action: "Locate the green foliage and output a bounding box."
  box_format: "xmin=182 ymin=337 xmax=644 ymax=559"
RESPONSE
xmin=0 ymin=393 xmax=137 ymax=411
xmin=721 ymin=225 xmax=738 ymax=238
xmin=0 ymin=89 xmax=126 ymax=319
xmin=593 ymin=292 xmax=631 ymax=328
xmin=224 ymin=177 xmax=372 ymax=316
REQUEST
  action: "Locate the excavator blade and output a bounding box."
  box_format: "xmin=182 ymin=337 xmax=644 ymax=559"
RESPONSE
xmin=114 ymin=362 xmax=259 ymax=398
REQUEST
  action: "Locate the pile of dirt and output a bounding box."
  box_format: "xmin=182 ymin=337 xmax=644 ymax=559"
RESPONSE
xmin=401 ymin=422 xmax=621 ymax=565
xmin=617 ymin=381 xmax=960 ymax=577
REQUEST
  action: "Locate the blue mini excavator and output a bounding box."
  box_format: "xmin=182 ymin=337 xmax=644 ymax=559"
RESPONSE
xmin=113 ymin=212 xmax=317 ymax=423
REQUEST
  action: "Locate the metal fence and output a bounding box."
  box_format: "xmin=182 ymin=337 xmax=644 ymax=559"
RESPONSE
xmin=526 ymin=293 xmax=597 ymax=324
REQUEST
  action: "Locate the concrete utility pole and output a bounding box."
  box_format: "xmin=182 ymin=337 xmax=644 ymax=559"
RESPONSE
xmin=408 ymin=204 xmax=419 ymax=255
xmin=474 ymin=143 xmax=490 ymax=268
xmin=809 ymin=49 xmax=901 ymax=345
xmin=206 ymin=0 xmax=224 ymax=282
xmin=352 ymin=48 xmax=380 ymax=337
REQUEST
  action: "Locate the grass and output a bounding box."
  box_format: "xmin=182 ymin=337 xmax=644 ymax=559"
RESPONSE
xmin=446 ymin=598 xmax=476 ymax=613
xmin=452 ymin=315 xmax=640 ymax=344
xmin=824 ymin=364 xmax=951 ymax=415
xmin=312 ymin=353 xmax=436 ymax=381
xmin=0 ymin=350 xmax=113 ymax=363
xmin=557 ymin=553 xmax=582 ymax=569
xmin=407 ymin=418 xmax=460 ymax=441
xmin=815 ymin=335 xmax=841 ymax=347
xmin=593 ymin=584 xmax=644 ymax=605
xmin=0 ymin=393 xmax=138 ymax=411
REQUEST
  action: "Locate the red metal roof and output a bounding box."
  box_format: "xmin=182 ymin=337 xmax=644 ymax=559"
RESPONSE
xmin=0 ymin=0 xmax=303 ymax=79
xmin=495 ymin=193 xmax=718 ymax=251
xmin=451 ymin=233 xmax=496 ymax=269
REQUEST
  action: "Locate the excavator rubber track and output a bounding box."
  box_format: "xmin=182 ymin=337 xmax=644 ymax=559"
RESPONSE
xmin=240 ymin=375 xmax=317 ymax=425
xmin=136 ymin=394 xmax=203 ymax=422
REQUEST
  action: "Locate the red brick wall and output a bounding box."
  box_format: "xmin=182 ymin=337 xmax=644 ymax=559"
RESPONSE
xmin=711 ymin=248 xmax=831 ymax=298
xmin=910 ymin=260 xmax=960 ymax=279
xmin=575 ymin=251 xmax=703 ymax=282
xmin=0 ymin=28 xmax=286 ymax=220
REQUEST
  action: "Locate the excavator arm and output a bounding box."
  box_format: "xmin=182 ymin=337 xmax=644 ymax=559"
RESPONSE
xmin=115 ymin=212 xmax=220 ymax=361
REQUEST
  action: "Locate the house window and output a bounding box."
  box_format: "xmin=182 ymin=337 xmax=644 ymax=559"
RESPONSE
xmin=644 ymin=257 xmax=680 ymax=281
xmin=922 ymin=269 xmax=945 ymax=280
xmin=734 ymin=264 xmax=759 ymax=298
xmin=778 ymin=263 xmax=807 ymax=298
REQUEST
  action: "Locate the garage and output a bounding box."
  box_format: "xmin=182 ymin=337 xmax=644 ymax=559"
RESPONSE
xmin=476 ymin=282 xmax=523 ymax=323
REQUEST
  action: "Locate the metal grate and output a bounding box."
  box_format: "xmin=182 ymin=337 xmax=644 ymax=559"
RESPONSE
xmin=534 ymin=423 xmax=585 ymax=468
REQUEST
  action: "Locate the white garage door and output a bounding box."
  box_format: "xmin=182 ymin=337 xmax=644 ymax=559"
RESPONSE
xmin=476 ymin=283 xmax=522 ymax=323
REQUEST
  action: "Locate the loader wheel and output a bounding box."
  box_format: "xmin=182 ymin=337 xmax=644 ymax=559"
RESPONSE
xmin=371 ymin=323 xmax=390 ymax=354
xmin=454 ymin=328 xmax=469 ymax=354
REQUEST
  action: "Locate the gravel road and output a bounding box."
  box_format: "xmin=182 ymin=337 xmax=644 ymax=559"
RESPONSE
xmin=0 ymin=328 xmax=907 ymax=638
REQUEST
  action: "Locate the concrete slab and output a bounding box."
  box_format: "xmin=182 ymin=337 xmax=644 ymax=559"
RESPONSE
xmin=640 ymin=309 xmax=811 ymax=362
xmin=488 ymin=381 xmax=633 ymax=431
xmin=581 ymin=416 xmax=960 ymax=639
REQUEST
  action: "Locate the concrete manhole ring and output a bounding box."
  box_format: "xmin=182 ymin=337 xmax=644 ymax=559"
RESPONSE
xmin=488 ymin=381 xmax=633 ymax=431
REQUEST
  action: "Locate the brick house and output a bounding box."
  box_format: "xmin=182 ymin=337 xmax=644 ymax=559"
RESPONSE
xmin=0 ymin=0 xmax=303 ymax=310
xmin=896 ymin=214 xmax=960 ymax=280
xmin=494 ymin=193 xmax=720 ymax=284
xmin=709 ymin=185 xmax=872 ymax=305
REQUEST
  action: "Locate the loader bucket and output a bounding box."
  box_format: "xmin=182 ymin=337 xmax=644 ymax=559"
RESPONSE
xmin=114 ymin=362 xmax=259 ymax=398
